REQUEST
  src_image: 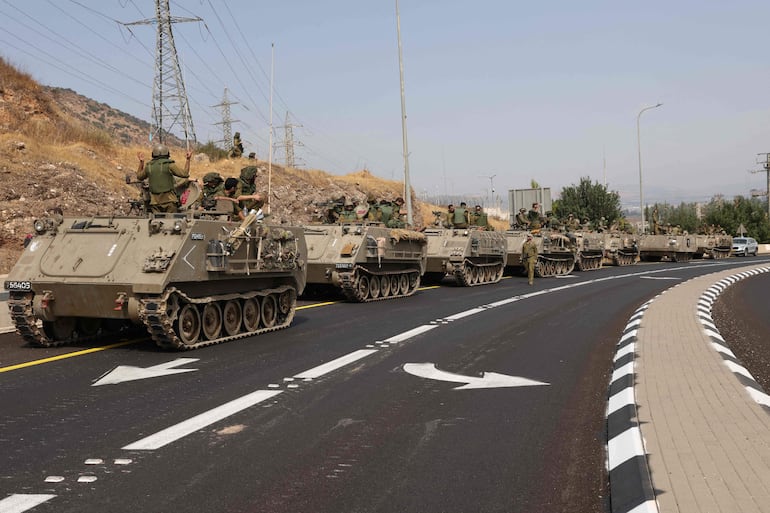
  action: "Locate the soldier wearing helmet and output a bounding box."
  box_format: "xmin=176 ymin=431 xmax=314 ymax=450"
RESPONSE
xmin=230 ymin=132 xmax=244 ymax=158
xmin=515 ymin=207 xmax=530 ymax=229
xmin=198 ymin=172 xmax=224 ymax=210
xmin=136 ymin=144 xmax=192 ymax=213
xmin=339 ymin=199 xmax=358 ymax=222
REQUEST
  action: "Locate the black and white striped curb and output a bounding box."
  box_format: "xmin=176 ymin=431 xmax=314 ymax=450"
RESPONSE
xmin=606 ymin=298 xmax=659 ymax=513
xmin=606 ymin=265 xmax=770 ymax=513
xmin=697 ymin=266 xmax=770 ymax=410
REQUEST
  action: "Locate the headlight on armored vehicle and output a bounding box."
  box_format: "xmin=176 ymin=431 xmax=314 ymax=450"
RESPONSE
xmin=33 ymin=219 xmax=47 ymax=234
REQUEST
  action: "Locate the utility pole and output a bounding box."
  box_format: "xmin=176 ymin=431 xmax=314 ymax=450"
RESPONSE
xmin=212 ymin=88 xmax=239 ymax=150
xmin=124 ymin=0 xmax=200 ymax=146
xmin=276 ymin=111 xmax=303 ymax=168
xmin=478 ymin=174 xmax=496 ymax=208
xmin=395 ymin=0 xmax=413 ymax=226
xmin=753 ymin=153 xmax=770 ymax=221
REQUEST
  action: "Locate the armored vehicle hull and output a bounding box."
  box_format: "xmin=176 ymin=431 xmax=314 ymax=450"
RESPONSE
xmin=694 ymin=234 xmax=732 ymax=259
xmin=504 ymin=229 xmax=576 ymax=277
xmin=570 ymin=231 xmax=604 ymax=271
xmin=5 ymin=212 xmax=306 ymax=350
xmin=601 ymin=232 xmax=638 ymax=266
xmin=302 ymin=223 xmax=426 ymax=302
xmin=638 ymin=233 xmax=697 ymax=262
xmin=423 ymin=227 xmax=506 ymax=286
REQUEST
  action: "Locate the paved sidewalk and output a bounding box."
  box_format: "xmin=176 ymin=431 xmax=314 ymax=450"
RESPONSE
xmin=614 ymin=263 xmax=770 ymax=513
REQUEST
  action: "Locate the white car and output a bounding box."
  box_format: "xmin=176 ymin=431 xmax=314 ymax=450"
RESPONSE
xmin=732 ymin=237 xmax=758 ymax=257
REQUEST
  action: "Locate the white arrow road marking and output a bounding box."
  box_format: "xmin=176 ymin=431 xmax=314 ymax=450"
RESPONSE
xmin=0 ymin=494 xmax=56 ymax=513
xmin=92 ymin=358 xmax=199 ymax=386
xmin=403 ymin=363 xmax=549 ymax=390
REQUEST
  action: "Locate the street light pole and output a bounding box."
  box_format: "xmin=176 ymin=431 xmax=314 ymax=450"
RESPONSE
xmin=637 ymin=103 xmax=662 ymax=234
xmin=479 ymin=174 xmax=496 ymax=207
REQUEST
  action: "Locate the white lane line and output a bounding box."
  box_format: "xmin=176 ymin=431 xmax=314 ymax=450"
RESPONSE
xmin=0 ymin=494 xmax=56 ymax=513
xmin=383 ymin=325 xmax=438 ymax=344
xmin=294 ymin=349 xmax=378 ymax=379
xmin=122 ymin=389 xmax=282 ymax=450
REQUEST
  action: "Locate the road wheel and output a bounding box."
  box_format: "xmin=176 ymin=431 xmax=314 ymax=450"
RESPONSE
xmin=202 ymin=302 xmax=222 ymax=340
xmin=176 ymin=304 xmax=201 ymax=346
xmin=261 ymin=294 xmax=277 ymax=328
xmin=369 ymin=275 xmax=381 ymax=299
xmin=222 ymin=300 xmax=242 ymax=336
xmin=356 ymin=274 xmax=370 ymax=300
xmin=242 ymin=298 xmax=260 ymax=332
xmin=380 ymin=275 xmax=391 ymax=297
xmin=43 ymin=317 xmax=76 ymax=341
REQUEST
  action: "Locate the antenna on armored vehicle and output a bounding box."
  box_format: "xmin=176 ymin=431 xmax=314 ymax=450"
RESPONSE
xmin=123 ymin=0 xmax=200 ymax=147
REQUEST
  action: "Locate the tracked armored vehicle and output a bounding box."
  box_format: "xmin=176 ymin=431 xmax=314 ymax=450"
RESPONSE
xmin=422 ymin=227 xmax=507 ymax=286
xmin=601 ymin=232 xmax=638 ymax=266
xmin=5 ymin=210 xmax=306 ymax=350
xmin=638 ymin=233 xmax=697 ymax=262
xmin=569 ymin=231 xmax=604 ymax=271
xmin=694 ymin=233 xmax=732 ymax=259
xmin=504 ymin=229 xmax=575 ymax=277
xmin=302 ymin=222 xmax=426 ymax=302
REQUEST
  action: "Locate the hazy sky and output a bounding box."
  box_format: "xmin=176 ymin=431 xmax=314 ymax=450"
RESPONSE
xmin=2 ymin=0 xmax=770 ymax=207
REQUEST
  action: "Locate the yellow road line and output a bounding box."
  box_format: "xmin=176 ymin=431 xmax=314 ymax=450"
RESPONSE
xmin=0 ymin=340 xmax=137 ymax=373
xmin=297 ymin=301 xmax=340 ymax=310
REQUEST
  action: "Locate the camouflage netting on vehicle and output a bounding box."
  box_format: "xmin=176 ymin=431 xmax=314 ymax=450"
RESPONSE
xmin=389 ymin=229 xmax=427 ymax=243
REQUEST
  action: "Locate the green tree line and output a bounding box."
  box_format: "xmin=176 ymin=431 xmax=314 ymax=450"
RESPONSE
xmin=552 ymin=177 xmax=770 ymax=241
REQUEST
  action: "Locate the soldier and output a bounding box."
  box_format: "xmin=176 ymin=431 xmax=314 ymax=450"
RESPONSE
xmin=469 ymin=205 xmax=490 ymax=229
xmin=651 ymin=206 xmax=661 ymax=235
xmin=198 ymin=172 xmax=225 ymax=210
xmin=597 ymin=216 xmax=607 ymax=232
xmin=215 ymin=177 xmax=243 ymax=219
xmin=515 ymin=208 xmax=530 ymax=229
xmin=365 ymin=193 xmax=381 ymax=222
xmin=522 ymin=233 xmax=538 ymax=286
xmin=136 ymin=144 xmax=191 ymax=213
xmin=230 ymin=132 xmax=244 ymax=158
xmin=388 ymin=197 xmax=407 ymax=228
xmin=339 ymin=199 xmax=358 ymax=222
xmin=528 ymin=202 xmax=545 ymax=231
xmin=565 ymin=213 xmax=579 ymax=231
xmin=448 ymin=202 xmax=469 ymax=228
xmin=236 ymin=163 xmax=263 ymax=214
xmin=379 ymin=199 xmax=395 ymax=227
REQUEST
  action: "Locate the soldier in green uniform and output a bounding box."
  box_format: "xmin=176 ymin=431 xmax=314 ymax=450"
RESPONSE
xmin=230 ymin=132 xmax=244 ymax=158
xmin=528 ymin=202 xmax=545 ymax=231
xmin=515 ymin=208 xmax=530 ymax=229
xmin=215 ymin=177 xmax=243 ymax=220
xmin=448 ymin=202 xmax=469 ymax=228
xmin=198 ymin=172 xmax=225 ymax=210
xmin=339 ymin=199 xmax=358 ymax=222
xmin=365 ymin=193 xmax=381 ymax=222
xmin=136 ymin=144 xmax=191 ymax=213
xmin=469 ymin=205 xmax=490 ymax=229
xmin=236 ymin=163 xmax=264 ymax=215
xmin=522 ymin=233 xmax=538 ymax=286
xmin=387 ymin=197 xmax=407 ymax=228
xmin=565 ymin=213 xmax=580 ymax=231
xmin=379 ymin=199 xmax=395 ymax=227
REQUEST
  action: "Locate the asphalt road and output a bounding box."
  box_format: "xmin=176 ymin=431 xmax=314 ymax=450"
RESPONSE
xmin=1 ymin=257 xmax=768 ymax=513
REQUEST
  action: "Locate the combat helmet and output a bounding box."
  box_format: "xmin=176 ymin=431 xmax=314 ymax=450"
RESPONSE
xmin=202 ymin=172 xmax=223 ymax=184
xmin=151 ymin=143 xmax=170 ymax=158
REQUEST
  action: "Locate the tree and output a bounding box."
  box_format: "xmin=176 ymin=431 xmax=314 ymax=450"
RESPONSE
xmin=646 ymin=202 xmax=698 ymax=233
xmin=704 ymin=195 xmax=770 ymax=242
xmin=554 ymin=176 xmax=623 ymax=227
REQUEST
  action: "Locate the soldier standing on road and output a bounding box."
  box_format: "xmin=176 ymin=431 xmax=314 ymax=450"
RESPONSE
xmin=522 ymin=233 xmax=538 ymax=286
xmin=136 ymin=144 xmax=191 ymax=214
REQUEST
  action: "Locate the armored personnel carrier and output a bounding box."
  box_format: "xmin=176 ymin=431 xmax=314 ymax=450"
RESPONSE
xmin=422 ymin=227 xmax=507 ymax=286
xmin=5 ymin=210 xmax=306 ymax=350
xmin=302 ymin=222 xmax=427 ymax=302
xmin=601 ymin=232 xmax=638 ymax=266
xmin=569 ymin=231 xmax=604 ymax=271
xmin=637 ymin=233 xmax=697 ymax=262
xmin=694 ymin=233 xmax=732 ymax=259
xmin=504 ymin=229 xmax=575 ymax=277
